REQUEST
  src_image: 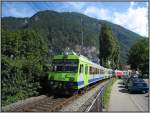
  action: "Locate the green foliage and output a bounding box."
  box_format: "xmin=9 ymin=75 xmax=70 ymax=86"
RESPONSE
xmin=2 ymin=11 xmax=143 ymax=64
xmin=102 ymin=78 xmax=116 ymax=110
xmin=105 ymin=21 xmax=143 ymax=64
xmin=127 ymin=38 xmax=149 ymax=74
xmin=2 ymin=17 xmax=29 ymax=30
xmin=1 ymin=10 xmax=145 ymax=106
xmin=1 ymin=29 xmax=49 ymax=106
xmin=99 ymin=23 xmax=120 ymax=69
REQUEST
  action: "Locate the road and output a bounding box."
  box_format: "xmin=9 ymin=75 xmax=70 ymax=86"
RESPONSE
xmin=129 ymin=79 xmax=149 ymax=111
xmin=144 ymin=79 xmax=149 ymax=85
xmin=129 ymin=92 xmax=149 ymax=111
xmin=108 ymin=79 xmax=149 ymax=111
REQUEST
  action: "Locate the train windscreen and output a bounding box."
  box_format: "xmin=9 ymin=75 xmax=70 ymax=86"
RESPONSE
xmin=52 ymin=59 xmax=79 ymax=72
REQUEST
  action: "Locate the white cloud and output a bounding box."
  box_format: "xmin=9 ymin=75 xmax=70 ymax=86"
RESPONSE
xmin=130 ymin=2 xmax=137 ymax=8
xmin=4 ymin=3 xmax=35 ymax=17
xmin=67 ymin=2 xmax=86 ymax=10
xmin=113 ymin=4 xmax=148 ymax=37
xmin=146 ymin=2 xmax=148 ymax=7
xmin=130 ymin=2 xmax=134 ymax=7
xmin=3 ymin=2 xmax=148 ymax=37
xmin=8 ymin=7 xmax=32 ymax=17
xmin=83 ymin=2 xmax=148 ymax=37
xmin=84 ymin=6 xmax=111 ymax=20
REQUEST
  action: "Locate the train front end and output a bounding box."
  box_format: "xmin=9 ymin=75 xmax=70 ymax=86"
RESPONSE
xmin=48 ymin=54 xmax=80 ymax=93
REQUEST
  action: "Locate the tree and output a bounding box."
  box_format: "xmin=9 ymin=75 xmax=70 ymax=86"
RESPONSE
xmin=99 ymin=23 xmax=120 ymax=69
xmin=1 ymin=29 xmax=49 ymax=106
xmin=127 ymin=38 xmax=149 ymax=74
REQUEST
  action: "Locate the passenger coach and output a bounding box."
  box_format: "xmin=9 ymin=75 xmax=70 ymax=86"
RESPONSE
xmin=48 ymin=52 xmax=113 ymax=92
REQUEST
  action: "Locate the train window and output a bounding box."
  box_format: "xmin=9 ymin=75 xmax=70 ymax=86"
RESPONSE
xmin=52 ymin=65 xmax=78 ymax=72
xmin=93 ymin=68 xmax=96 ymax=74
xmin=94 ymin=68 xmax=97 ymax=74
xmin=96 ymin=68 xmax=98 ymax=74
xmin=90 ymin=67 xmax=92 ymax=74
xmin=80 ymin=64 xmax=83 ymax=73
xmin=52 ymin=59 xmax=79 ymax=72
xmin=64 ymin=66 xmax=78 ymax=72
xmin=90 ymin=67 xmax=94 ymax=74
xmin=52 ymin=59 xmax=79 ymax=65
xmin=100 ymin=69 xmax=104 ymax=74
xmin=89 ymin=67 xmax=100 ymax=75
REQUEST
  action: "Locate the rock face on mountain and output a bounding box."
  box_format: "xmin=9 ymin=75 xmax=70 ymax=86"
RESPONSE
xmin=2 ymin=10 xmax=143 ymax=64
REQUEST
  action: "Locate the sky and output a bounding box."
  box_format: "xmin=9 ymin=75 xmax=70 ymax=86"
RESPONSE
xmin=2 ymin=2 xmax=148 ymax=37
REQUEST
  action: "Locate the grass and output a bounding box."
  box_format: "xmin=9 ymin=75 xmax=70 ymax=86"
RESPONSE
xmin=102 ymin=78 xmax=117 ymax=111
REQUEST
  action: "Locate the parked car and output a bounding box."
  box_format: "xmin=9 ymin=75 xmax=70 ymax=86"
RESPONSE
xmin=139 ymin=74 xmax=149 ymax=79
xmin=122 ymin=75 xmax=129 ymax=85
xmin=127 ymin=78 xmax=149 ymax=93
xmin=124 ymin=75 xmax=138 ymax=88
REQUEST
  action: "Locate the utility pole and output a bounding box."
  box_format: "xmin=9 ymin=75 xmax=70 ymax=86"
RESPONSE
xmin=81 ymin=17 xmax=83 ymax=54
xmin=99 ymin=23 xmax=102 ymax=66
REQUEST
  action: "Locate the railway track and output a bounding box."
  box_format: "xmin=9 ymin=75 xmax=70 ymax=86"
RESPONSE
xmin=5 ymin=79 xmax=109 ymax=112
xmin=8 ymin=95 xmax=78 ymax=112
xmin=60 ymin=79 xmax=111 ymax=112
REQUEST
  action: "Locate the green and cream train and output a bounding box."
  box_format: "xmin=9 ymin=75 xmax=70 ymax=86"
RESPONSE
xmin=48 ymin=52 xmax=113 ymax=92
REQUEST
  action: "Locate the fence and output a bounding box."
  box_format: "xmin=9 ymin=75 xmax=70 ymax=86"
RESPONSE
xmin=86 ymin=80 xmax=110 ymax=112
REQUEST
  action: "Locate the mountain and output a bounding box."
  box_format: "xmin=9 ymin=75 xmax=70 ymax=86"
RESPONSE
xmin=2 ymin=10 xmax=143 ymax=64
xmin=2 ymin=17 xmax=29 ymax=30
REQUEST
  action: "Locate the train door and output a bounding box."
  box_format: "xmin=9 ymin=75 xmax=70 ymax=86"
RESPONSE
xmin=84 ymin=64 xmax=88 ymax=86
xmin=79 ymin=64 xmax=84 ymax=88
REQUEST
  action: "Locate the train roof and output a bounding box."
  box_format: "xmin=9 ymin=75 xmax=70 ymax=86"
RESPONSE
xmin=53 ymin=53 xmax=103 ymax=68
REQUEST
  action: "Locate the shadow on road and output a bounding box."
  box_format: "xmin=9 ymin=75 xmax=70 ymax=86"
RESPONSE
xmin=145 ymin=95 xmax=149 ymax=97
xmin=118 ymin=82 xmax=123 ymax=85
xmin=117 ymin=81 xmax=147 ymax=94
xmin=119 ymin=88 xmax=129 ymax=93
xmin=118 ymin=85 xmax=125 ymax=88
xmin=118 ymin=81 xmax=129 ymax=93
xmin=117 ymin=80 xmax=128 ymax=93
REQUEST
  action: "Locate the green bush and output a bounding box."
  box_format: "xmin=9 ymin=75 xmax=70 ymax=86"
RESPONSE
xmin=102 ymin=78 xmax=116 ymax=110
xmin=1 ymin=29 xmax=49 ymax=106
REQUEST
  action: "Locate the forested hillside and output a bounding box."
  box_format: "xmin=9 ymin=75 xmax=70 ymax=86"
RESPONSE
xmin=2 ymin=10 xmax=145 ymax=106
xmin=2 ymin=10 xmax=143 ymax=64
